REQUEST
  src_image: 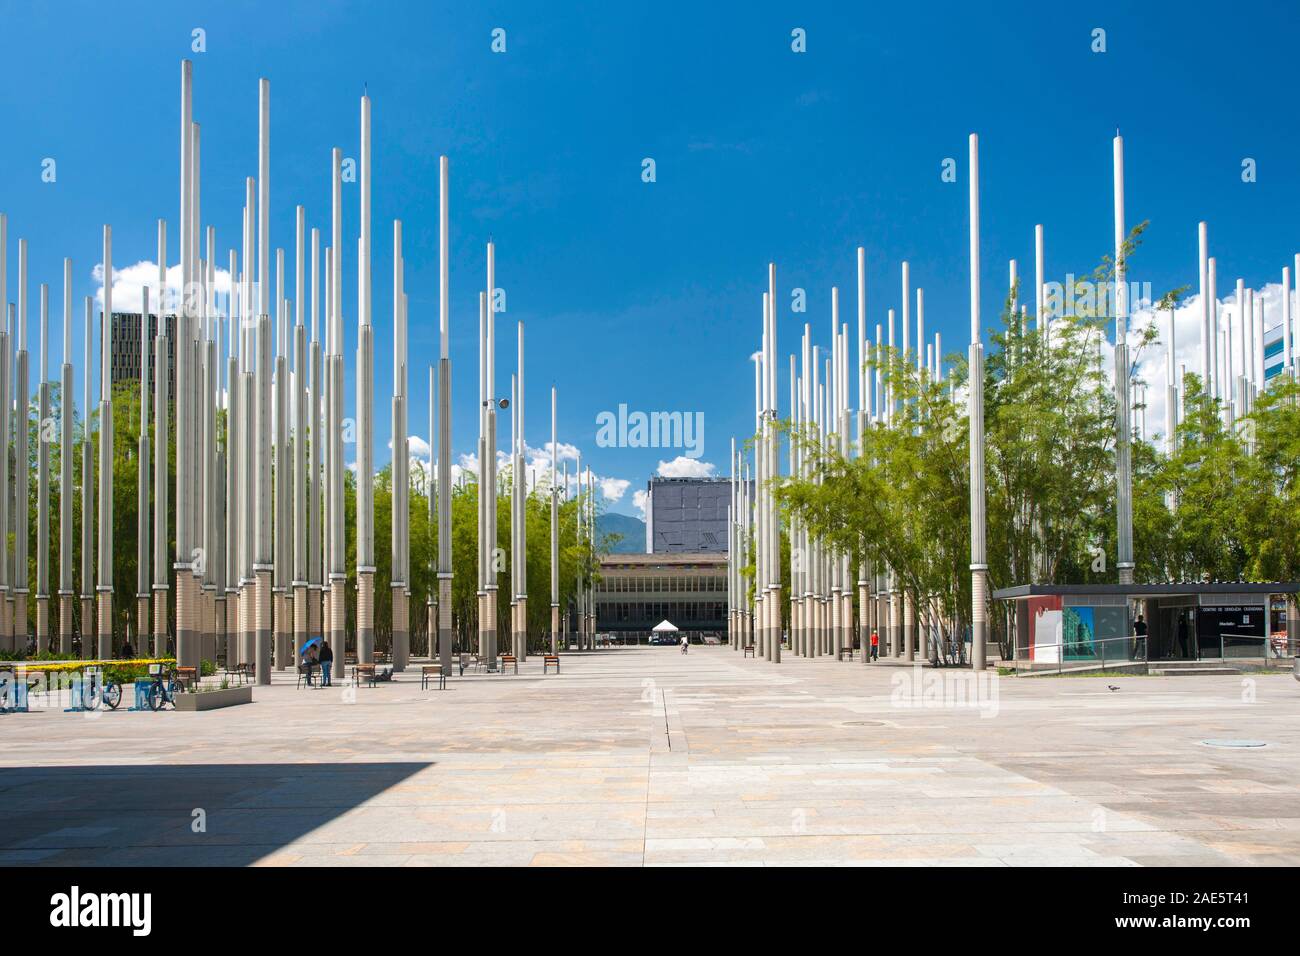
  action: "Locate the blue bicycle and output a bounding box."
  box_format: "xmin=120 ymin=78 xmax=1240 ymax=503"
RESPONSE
xmin=146 ymin=664 xmax=179 ymax=712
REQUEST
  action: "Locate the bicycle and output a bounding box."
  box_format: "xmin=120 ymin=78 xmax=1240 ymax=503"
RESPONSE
xmin=146 ymin=664 xmax=179 ymax=712
xmin=81 ymin=668 xmax=123 ymax=711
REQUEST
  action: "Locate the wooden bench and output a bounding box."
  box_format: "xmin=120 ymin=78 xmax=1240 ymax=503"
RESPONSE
xmin=743 ymin=644 xmax=755 ymax=658
xmin=174 ymin=666 xmax=199 ymax=691
xmin=421 ymin=664 xmax=446 ymax=691
xmin=352 ymin=663 xmax=377 ymax=687
xmin=543 ymin=654 xmax=560 ymax=674
xmin=499 ymin=654 xmax=518 ymax=675
xmin=223 ymin=662 xmax=252 ymax=685
xmin=837 ymin=647 xmax=855 ymax=661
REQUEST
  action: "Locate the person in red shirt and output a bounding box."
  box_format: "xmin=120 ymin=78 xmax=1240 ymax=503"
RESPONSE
xmin=870 ymin=630 xmax=879 ymax=662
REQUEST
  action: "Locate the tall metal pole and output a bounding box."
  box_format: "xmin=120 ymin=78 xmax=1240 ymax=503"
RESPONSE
xmin=484 ymin=243 xmax=498 ymax=665
xmin=153 ymin=222 xmax=169 ymax=658
xmin=135 ymin=282 xmax=151 ymax=655
xmin=968 ymin=133 xmax=989 ymax=671
xmin=436 ymin=155 xmax=454 ymax=676
xmin=59 ymin=259 xmax=74 ymax=655
xmin=1113 ymin=134 xmax=1134 ymax=588
xmin=309 ymin=227 xmax=323 ymax=651
xmin=355 ymin=92 xmax=376 ymax=665
xmin=15 ymin=240 xmax=29 ymax=652
xmin=328 ymin=147 xmax=345 ymax=683
xmin=391 ymin=219 xmax=409 ymax=670
xmin=293 ymin=207 xmax=310 ymax=670
xmin=78 ymin=296 xmax=91 ymax=657
xmin=36 ymin=283 xmax=50 ymax=652
xmin=550 ymin=386 xmax=559 ymax=655
xmin=96 ymin=226 xmax=113 ymax=659
xmin=175 ymin=60 xmax=196 ymax=669
xmin=249 ymin=78 xmax=273 ymax=683
xmin=515 ymin=321 xmax=527 ymax=660
xmin=222 ymin=247 xmax=238 ymax=664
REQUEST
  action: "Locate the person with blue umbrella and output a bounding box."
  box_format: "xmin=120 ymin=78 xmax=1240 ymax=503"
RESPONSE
xmin=300 ymin=637 xmax=321 ymax=687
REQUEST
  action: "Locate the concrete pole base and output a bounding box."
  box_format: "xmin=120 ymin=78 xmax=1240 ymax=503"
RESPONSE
xmin=517 ymin=596 xmax=527 ymax=661
xmin=391 ymin=587 xmax=408 ymax=671
xmin=136 ymin=596 xmax=149 ymax=655
xmin=80 ymin=597 xmax=94 ymax=659
xmin=274 ymin=591 xmax=291 ymax=670
xmin=96 ymin=591 xmax=112 ymax=660
xmin=176 ymin=574 xmax=196 ymax=669
xmin=214 ymin=596 xmax=226 ymax=667
xmin=294 ymin=586 xmax=308 ymax=670
xmin=438 ymin=578 xmax=453 ymax=674
xmin=35 ymin=597 xmax=49 ymax=654
xmin=224 ymin=592 xmax=238 ymax=666
xmin=329 ymin=581 xmax=346 ymax=681
xmin=255 ymin=572 xmax=272 ymax=685
xmin=59 ymin=596 xmax=74 ymax=657
xmin=240 ymin=582 xmax=255 ymax=668
xmin=357 ymin=572 xmax=375 ymax=664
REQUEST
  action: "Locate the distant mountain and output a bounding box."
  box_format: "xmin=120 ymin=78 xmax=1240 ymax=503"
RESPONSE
xmin=597 ymin=512 xmax=646 ymax=553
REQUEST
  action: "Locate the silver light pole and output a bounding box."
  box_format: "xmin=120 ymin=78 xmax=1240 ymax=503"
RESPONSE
xmin=36 ymin=283 xmax=50 ymax=652
xmin=96 ymin=227 xmax=113 ymax=659
xmin=391 ymin=219 xmax=409 ymax=670
xmin=59 ymin=259 xmax=74 ymax=655
xmin=79 ymin=296 xmax=92 ymax=657
xmin=550 ymin=386 xmax=559 ymax=654
xmin=15 ymin=240 xmax=30 ymax=652
xmin=154 ymin=223 xmax=170 ymax=658
xmin=135 ymin=282 xmax=151 ymax=655
xmin=435 ymin=155 xmax=454 ymax=676
xmin=1113 ymin=134 xmax=1134 ymax=588
xmin=293 ymin=208 xmax=309 ymax=668
xmin=355 ymin=92 xmax=376 ymax=666
xmin=968 ymin=133 xmax=990 ymax=671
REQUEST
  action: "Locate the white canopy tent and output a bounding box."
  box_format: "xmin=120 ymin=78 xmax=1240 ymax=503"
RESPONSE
xmin=652 ymin=620 xmax=679 ymax=633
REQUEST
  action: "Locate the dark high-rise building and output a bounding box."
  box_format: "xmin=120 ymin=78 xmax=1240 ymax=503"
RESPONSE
xmin=109 ymin=312 xmax=177 ymax=402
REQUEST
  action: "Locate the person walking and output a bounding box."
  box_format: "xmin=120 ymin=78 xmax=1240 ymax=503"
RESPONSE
xmin=319 ymin=639 xmax=334 ymax=687
xmin=870 ymin=629 xmax=879 ymax=662
xmin=1132 ymin=614 xmax=1148 ymax=660
xmin=680 ymin=634 xmax=689 ymax=655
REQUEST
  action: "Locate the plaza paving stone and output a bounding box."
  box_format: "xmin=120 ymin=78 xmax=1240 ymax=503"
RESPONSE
xmin=1 ymin=646 xmax=1297 ymax=866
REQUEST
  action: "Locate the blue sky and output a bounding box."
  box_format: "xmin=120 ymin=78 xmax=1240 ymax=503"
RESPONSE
xmin=1 ymin=0 xmax=1297 ymax=515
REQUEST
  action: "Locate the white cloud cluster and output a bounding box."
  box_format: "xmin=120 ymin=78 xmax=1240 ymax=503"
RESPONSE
xmin=1119 ymin=281 xmax=1292 ymax=445
xmin=93 ymin=259 xmax=234 ymax=314
xmin=657 ymin=456 xmax=716 ymax=478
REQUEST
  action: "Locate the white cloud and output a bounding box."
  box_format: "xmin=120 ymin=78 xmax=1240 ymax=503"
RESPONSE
xmin=93 ymin=259 xmax=234 ymax=314
xmin=597 ymin=476 xmax=630 ymax=502
xmin=657 ymin=456 xmax=716 ymax=478
xmin=632 ymin=489 xmax=648 ymax=516
xmin=406 ymin=434 xmax=431 ymax=461
xmin=1124 ymin=280 xmax=1294 ymax=447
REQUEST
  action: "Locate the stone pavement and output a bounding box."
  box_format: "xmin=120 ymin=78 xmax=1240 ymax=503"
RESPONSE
xmin=1 ymin=647 xmax=1297 ymax=866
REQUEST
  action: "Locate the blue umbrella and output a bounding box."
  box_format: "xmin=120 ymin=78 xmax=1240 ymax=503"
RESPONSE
xmin=299 ymin=637 xmax=321 ymax=658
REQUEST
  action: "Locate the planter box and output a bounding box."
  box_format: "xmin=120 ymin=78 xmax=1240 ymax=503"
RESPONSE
xmin=175 ymin=685 xmax=253 ymax=711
